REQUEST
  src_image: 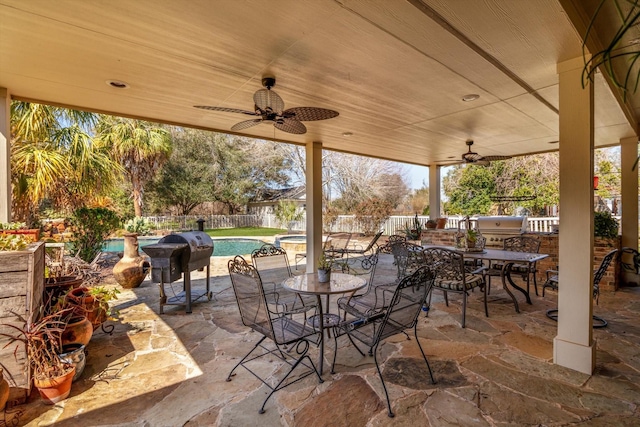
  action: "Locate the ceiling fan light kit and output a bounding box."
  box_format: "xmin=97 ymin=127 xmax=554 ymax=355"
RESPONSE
xmin=194 ymin=77 xmax=339 ymax=135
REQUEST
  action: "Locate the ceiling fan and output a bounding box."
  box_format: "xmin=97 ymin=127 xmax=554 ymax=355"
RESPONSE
xmin=441 ymin=140 xmax=512 ymax=166
xmin=194 ymin=77 xmax=339 ymax=135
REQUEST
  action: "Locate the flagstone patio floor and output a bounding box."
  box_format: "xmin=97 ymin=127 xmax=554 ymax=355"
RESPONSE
xmin=5 ymin=251 xmax=640 ymax=426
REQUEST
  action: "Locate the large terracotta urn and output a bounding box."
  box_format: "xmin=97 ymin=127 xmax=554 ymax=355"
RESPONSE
xmin=113 ymin=233 xmax=150 ymax=289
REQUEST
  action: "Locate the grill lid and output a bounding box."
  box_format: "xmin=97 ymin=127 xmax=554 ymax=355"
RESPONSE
xmin=476 ymin=216 xmax=527 ymax=233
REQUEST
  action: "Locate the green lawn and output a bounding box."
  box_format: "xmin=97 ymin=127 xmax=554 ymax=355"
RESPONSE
xmin=205 ymin=227 xmax=287 ymax=237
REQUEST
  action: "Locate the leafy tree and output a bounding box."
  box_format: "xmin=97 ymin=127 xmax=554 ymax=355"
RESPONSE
xmin=10 ymin=102 xmax=120 ymax=223
xmin=443 ymin=165 xmax=495 ymax=215
xmin=210 ymin=134 xmax=289 ymax=213
xmin=96 ymin=117 xmax=172 ymax=217
xmin=147 ymin=127 xmax=214 ymax=215
xmin=274 ymin=200 xmax=304 ymax=233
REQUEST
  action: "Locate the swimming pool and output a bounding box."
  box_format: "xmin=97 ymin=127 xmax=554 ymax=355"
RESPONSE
xmin=102 ymin=237 xmax=267 ymax=257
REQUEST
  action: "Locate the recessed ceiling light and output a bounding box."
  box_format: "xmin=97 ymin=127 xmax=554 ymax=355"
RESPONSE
xmin=342 ymin=132 xmax=353 ymax=137
xmin=106 ymin=80 xmax=130 ymax=89
xmin=548 ymin=140 xmax=559 ymax=144
xmin=462 ymin=94 xmax=480 ymax=102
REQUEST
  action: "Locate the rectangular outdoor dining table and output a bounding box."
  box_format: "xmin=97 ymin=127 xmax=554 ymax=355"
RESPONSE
xmin=282 ymin=272 xmax=367 ymax=375
xmin=424 ymin=245 xmax=548 ymax=313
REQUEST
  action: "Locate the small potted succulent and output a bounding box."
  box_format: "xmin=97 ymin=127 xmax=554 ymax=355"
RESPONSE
xmin=317 ymin=253 xmax=333 ymax=282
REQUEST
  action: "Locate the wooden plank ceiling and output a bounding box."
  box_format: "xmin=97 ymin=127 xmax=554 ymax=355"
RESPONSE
xmin=0 ymin=0 xmax=636 ymax=167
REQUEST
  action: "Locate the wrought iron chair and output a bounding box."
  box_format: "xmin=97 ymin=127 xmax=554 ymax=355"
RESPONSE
xmin=544 ymin=248 xmax=617 ymax=328
xmin=486 ymin=236 xmax=541 ymax=295
xmin=423 ymin=247 xmax=487 ymax=328
xmin=330 ymin=266 xmax=436 ymax=418
xmin=336 ymin=251 xmax=391 ymax=319
xmin=251 ymin=244 xmax=317 ymax=315
xmin=226 ymin=256 xmax=323 ymax=414
xmin=390 ymin=240 xmax=425 ymax=279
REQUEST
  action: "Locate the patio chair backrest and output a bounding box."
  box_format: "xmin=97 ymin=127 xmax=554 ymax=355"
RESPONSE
xmin=422 ymin=247 xmax=465 ymax=282
xmin=228 ymin=256 xmax=273 ymax=338
xmin=503 ymin=236 xmax=540 ymax=253
xmin=348 ymin=266 xmax=435 ymax=346
xmin=251 ymin=244 xmax=292 ymax=285
xmin=593 ymin=249 xmax=618 ymax=302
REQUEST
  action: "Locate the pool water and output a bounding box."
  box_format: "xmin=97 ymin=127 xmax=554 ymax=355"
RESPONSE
xmin=102 ymin=237 xmax=266 ymax=257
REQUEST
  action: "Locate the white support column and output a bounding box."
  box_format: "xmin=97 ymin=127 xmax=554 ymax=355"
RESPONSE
xmin=620 ymin=136 xmax=639 ymax=251
xmin=428 ymin=165 xmax=441 ymax=220
xmin=0 ymin=88 xmax=10 ymax=223
xmin=306 ymin=141 xmax=323 ymax=273
xmin=554 ymin=56 xmax=595 ymax=374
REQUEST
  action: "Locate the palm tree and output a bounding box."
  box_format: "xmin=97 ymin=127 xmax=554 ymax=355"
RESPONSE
xmin=10 ymin=102 xmax=121 ymax=222
xmin=96 ymin=117 xmax=172 ymax=216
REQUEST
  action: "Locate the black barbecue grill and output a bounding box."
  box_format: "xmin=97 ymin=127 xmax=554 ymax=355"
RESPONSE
xmin=142 ymin=231 xmax=213 ymax=314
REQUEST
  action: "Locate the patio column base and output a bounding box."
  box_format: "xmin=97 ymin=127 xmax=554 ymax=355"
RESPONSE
xmin=553 ymin=336 xmax=595 ymax=375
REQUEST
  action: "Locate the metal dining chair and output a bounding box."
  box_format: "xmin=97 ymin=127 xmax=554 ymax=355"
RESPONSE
xmin=226 ymin=256 xmax=323 ymax=414
xmin=251 ymin=244 xmax=317 ymax=316
xmin=330 ymin=266 xmax=436 ymax=418
xmin=423 ymin=247 xmax=487 ymax=328
xmin=544 ymin=248 xmax=617 ymax=328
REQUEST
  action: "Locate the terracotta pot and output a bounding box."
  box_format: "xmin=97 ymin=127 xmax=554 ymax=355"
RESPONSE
xmin=45 ymin=276 xmax=83 ymax=307
xmin=88 ymin=306 xmax=107 ymax=331
xmin=0 ymin=367 xmax=9 ymax=412
xmin=436 ymin=218 xmax=447 ymax=229
xmin=113 ymin=233 xmax=150 ymax=289
xmin=34 ymin=366 xmax=75 ymax=405
xmin=61 ymin=316 xmax=93 ymax=347
xmin=58 ymin=344 xmax=86 ymax=382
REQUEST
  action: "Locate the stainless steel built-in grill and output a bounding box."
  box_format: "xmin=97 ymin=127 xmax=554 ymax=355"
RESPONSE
xmin=142 ymin=231 xmax=213 ymax=314
xmin=476 ymin=216 xmax=527 ymax=247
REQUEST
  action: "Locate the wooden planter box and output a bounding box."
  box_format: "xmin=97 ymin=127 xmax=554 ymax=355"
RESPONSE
xmin=0 ymin=242 xmax=44 ymax=405
xmin=0 ymin=229 xmax=41 ymax=243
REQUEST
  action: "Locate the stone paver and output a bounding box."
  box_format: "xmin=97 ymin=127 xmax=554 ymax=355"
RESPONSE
xmin=4 ymin=251 xmax=640 ymax=426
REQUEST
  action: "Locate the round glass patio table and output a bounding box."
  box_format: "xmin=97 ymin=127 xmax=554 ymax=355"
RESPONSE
xmin=283 ymin=272 xmax=366 ymax=375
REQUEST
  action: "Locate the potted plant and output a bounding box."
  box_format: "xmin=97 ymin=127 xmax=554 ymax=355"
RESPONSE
xmin=1 ymin=310 xmax=76 ymax=404
xmin=317 ymin=253 xmax=333 ymax=282
xmin=63 ymin=286 xmax=119 ymax=331
xmin=426 ymin=219 xmax=437 ymax=229
xmin=402 ymin=214 xmax=423 ymax=241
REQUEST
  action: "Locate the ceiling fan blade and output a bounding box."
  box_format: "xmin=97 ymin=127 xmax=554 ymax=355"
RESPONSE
xmin=482 ymin=155 xmax=512 ymax=161
xmin=283 ymin=107 xmax=339 ymax=121
xmin=474 ymin=159 xmax=491 ymax=166
xmin=274 ymin=118 xmax=307 ymax=134
xmin=254 ymin=89 xmax=285 ymax=115
xmin=194 ymin=105 xmax=258 ymax=116
xmin=231 ymin=119 xmax=263 ymax=131
xmin=462 ymin=152 xmax=483 ymax=162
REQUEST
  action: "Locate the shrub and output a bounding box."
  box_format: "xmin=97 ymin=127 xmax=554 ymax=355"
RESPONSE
xmin=71 ymin=207 xmax=121 ymax=262
xmin=124 ymin=217 xmax=152 ymax=235
xmin=355 ymin=198 xmax=393 ymax=235
xmin=594 ymin=211 xmax=619 ymax=238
